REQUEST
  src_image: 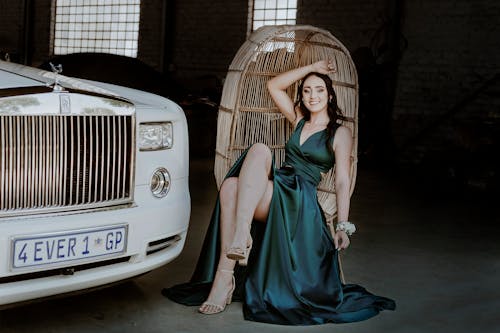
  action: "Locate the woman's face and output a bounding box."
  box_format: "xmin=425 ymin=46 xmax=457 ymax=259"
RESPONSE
xmin=301 ymin=75 xmax=330 ymax=114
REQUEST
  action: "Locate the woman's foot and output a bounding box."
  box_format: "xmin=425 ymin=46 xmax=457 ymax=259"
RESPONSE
xmin=198 ymin=269 xmax=235 ymax=315
xmin=227 ymin=225 xmax=253 ymax=266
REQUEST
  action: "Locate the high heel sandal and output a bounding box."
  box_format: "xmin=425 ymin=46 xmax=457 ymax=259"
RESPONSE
xmin=198 ymin=269 xmax=235 ymax=315
xmin=227 ymin=236 xmax=253 ymax=266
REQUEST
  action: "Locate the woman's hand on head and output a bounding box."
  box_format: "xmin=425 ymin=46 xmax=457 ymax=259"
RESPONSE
xmin=334 ymin=230 xmax=350 ymax=250
xmin=311 ymin=60 xmax=336 ymax=75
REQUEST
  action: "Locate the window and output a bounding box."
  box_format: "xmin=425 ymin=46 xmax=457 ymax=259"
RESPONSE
xmin=53 ymin=0 xmax=140 ymax=57
xmin=251 ymin=0 xmax=297 ymax=32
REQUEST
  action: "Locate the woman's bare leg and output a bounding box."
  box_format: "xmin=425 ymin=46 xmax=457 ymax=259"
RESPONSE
xmin=229 ymin=143 xmax=273 ymax=253
xmin=200 ymin=144 xmax=273 ymax=313
xmin=199 ymin=178 xmax=238 ymax=313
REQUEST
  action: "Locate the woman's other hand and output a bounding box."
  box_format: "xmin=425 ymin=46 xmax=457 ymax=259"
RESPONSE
xmin=311 ymin=60 xmax=336 ymax=75
xmin=334 ymin=230 xmax=350 ymax=250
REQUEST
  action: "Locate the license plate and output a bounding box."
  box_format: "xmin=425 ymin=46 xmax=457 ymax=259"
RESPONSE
xmin=11 ymin=225 xmax=128 ymax=270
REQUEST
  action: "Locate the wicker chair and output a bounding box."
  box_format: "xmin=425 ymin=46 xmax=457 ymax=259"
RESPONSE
xmin=215 ymin=25 xmax=358 ymax=234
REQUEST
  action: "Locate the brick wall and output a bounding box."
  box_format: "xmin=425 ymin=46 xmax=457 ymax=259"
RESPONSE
xmin=31 ymin=0 xmax=52 ymax=65
xmin=297 ymin=0 xmax=388 ymax=51
xmin=394 ymin=0 xmax=499 ymax=126
xmin=137 ymin=0 xmax=165 ymax=71
xmin=391 ymin=0 xmax=499 ymax=192
xmin=0 ymin=1 xmax=25 ymax=62
xmin=171 ymin=0 xmax=248 ymax=85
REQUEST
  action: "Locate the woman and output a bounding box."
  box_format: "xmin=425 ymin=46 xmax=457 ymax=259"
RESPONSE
xmin=163 ymin=60 xmax=395 ymax=325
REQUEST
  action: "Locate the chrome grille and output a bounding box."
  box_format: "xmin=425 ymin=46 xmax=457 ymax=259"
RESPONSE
xmin=0 ymin=115 xmax=134 ymax=216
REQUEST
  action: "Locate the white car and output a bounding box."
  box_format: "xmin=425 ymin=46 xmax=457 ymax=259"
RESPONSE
xmin=0 ymin=60 xmax=190 ymax=307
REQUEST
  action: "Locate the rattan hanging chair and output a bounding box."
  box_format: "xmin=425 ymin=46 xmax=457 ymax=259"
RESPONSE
xmin=215 ymin=25 xmax=358 ymax=225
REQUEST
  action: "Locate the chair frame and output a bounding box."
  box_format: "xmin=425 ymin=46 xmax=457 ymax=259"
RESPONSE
xmin=215 ymin=25 xmax=359 ymax=227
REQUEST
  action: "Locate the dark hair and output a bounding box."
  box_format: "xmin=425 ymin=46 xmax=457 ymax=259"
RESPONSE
xmin=295 ymin=72 xmax=348 ymax=153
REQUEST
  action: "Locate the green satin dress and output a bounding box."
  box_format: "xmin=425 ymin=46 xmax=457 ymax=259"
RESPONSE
xmin=163 ymin=119 xmax=395 ymax=325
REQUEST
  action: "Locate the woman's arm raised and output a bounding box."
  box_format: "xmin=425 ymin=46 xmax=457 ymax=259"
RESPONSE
xmin=267 ymin=60 xmax=336 ymax=125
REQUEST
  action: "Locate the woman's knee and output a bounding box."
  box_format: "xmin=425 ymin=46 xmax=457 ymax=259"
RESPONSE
xmin=248 ymin=143 xmax=272 ymax=164
xmin=220 ymin=177 xmax=238 ymax=204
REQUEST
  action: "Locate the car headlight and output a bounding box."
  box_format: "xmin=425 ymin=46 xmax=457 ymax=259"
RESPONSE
xmin=139 ymin=122 xmax=173 ymax=151
xmin=150 ymin=167 xmax=171 ymax=198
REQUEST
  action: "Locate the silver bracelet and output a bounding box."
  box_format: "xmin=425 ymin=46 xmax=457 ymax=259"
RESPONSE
xmin=335 ymin=221 xmax=356 ymax=236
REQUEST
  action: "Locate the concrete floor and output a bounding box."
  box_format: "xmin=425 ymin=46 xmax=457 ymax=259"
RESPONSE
xmin=0 ymin=157 xmax=498 ymax=333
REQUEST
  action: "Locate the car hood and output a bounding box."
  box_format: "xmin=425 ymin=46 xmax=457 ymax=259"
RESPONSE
xmin=0 ymin=60 xmax=121 ymax=97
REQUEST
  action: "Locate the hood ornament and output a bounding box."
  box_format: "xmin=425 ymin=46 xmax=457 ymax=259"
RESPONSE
xmin=48 ymin=62 xmax=71 ymax=114
xmin=49 ymin=62 xmax=65 ymax=92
